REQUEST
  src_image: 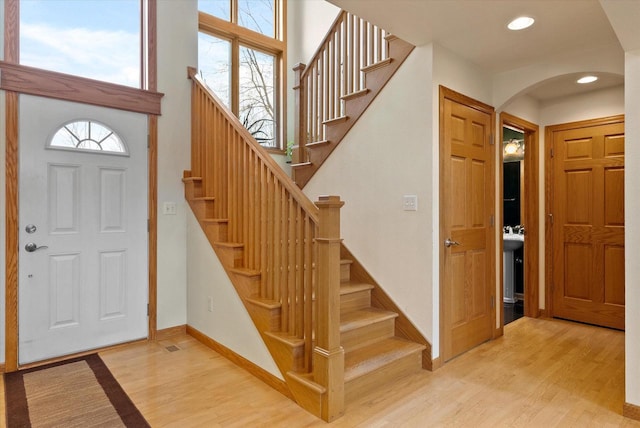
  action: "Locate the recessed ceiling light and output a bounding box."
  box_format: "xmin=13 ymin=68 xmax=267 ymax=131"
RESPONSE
xmin=508 ymin=16 xmax=535 ymax=31
xmin=577 ymin=75 xmax=598 ymax=84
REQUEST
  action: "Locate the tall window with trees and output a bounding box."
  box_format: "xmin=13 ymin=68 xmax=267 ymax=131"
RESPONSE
xmin=198 ymin=0 xmax=285 ymax=150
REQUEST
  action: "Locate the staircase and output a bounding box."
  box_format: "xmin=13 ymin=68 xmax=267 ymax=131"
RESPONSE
xmin=291 ymin=11 xmax=414 ymax=188
xmin=185 ymin=64 xmax=427 ymax=422
xmin=337 ymin=259 xmax=425 ymax=402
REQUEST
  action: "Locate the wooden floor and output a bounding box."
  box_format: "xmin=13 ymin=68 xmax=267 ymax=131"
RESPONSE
xmin=3 ymin=317 xmax=639 ymax=427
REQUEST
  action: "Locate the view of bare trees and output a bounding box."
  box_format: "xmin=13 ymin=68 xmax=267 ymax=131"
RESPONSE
xmin=198 ymin=0 xmax=277 ymax=148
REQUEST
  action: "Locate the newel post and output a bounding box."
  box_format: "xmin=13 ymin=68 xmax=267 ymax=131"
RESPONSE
xmin=314 ymin=195 xmax=345 ymax=422
xmin=292 ymin=63 xmax=307 ymax=165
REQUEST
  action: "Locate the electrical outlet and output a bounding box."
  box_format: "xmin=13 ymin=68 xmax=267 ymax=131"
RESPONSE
xmin=163 ymin=202 xmax=177 ymax=215
xmin=207 ymin=296 xmax=213 ymax=312
xmin=403 ymin=195 xmax=418 ymax=211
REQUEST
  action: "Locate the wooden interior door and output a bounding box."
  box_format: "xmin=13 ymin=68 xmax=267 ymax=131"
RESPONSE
xmin=549 ymin=117 xmax=624 ymax=330
xmin=440 ymin=87 xmax=495 ymax=362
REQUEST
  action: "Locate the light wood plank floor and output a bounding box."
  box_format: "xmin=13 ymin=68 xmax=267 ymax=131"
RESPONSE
xmin=3 ymin=317 xmax=639 ymax=427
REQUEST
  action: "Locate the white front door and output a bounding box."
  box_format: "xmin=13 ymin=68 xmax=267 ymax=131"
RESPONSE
xmin=18 ymin=95 xmax=148 ymax=364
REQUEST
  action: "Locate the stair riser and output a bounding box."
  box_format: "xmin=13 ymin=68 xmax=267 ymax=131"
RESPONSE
xmin=340 ymin=290 xmax=371 ymax=314
xmin=246 ymin=303 xmax=281 ymax=334
xmin=214 ymin=245 xmax=244 ymax=269
xmin=341 ymin=318 xmax=395 ymax=353
xmin=204 ymin=223 xmax=228 ymax=242
xmin=264 ymin=335 xmax=306 ymax=374
xmin=345 ymin=351 xmax=422 ymax=402
xmin=340 ymin=263 xmax=351 ymax=282
xmin=191 ymin=200 xmax=215 ymax=218
xmin=184 ymin=181 xmax=202 ymax=200
xmin=229 ymin=272 xmax=261 ymax=297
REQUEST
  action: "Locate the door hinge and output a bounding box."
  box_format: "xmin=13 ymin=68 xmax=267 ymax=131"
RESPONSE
xmin=147 ymin=303 xmax=149 ymax=316
xmin=147 ymin=219 xmax=150 ymax=232
xmin=490 ymin=133 xmax=495 ymax=145
xmin=147 ymin=134 xmax=150 ymax=149
xmin=548 ymin=213 xmax=554 ymax=225
xmin=550 ymin=148 xmax=554 ymax=158
xmin=490 ymin=215 xmax=494 ymax=227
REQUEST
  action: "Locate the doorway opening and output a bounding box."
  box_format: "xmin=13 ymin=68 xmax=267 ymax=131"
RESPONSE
xmin=500 ymin=113 xmax=540 ymax=329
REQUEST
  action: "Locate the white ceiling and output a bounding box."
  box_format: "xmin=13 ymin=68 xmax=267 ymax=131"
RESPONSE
xmin=328 ymin=0 xmax=633 ymax=101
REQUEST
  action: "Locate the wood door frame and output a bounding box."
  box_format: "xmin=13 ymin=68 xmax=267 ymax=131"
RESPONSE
xmin=439 ymin=85 xmax=496 ymax=362
xmin=3 ymin=0 xmax=159 ymax=371
xmin=544 ymin=114 xmax=625 ymax=318
xmin=499 ymin=112 xmax=540 ymax=330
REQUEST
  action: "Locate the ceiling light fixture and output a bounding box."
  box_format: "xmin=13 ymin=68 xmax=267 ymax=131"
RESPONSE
xmin=508 ymin=16 xmax=535 ymax=31
xmin=577 ymin=75 xmax=598 ymax=84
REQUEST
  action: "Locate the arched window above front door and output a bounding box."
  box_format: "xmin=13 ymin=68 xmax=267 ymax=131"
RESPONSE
xmin=48 ymin=120 xmax=129 ymax=156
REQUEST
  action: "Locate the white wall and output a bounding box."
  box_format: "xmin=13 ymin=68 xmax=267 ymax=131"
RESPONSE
xmin=186 ymin=211 xmax=281 ymax=378
xmin=539 ymin=86 xmax=624 ymax=127
xmin=625 ymin=49 xmax=640 ymax=406
xmin=155 ymin=0 xmax=196 ymax=329
xmin=304 ymin=44 xmax=435 ymax=348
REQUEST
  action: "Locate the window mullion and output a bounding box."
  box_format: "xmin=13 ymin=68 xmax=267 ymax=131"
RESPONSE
xmin=231 ymin=38 xmax=240 ymax=116
xmin=231 ymin=0 xmax=238 ymax=26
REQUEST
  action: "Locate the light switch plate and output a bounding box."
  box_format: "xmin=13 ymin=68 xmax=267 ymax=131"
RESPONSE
xmin=163 ymin=202 xmax=177 ymax=215
xmin=403 ymin=195 xmax=418 ymax=211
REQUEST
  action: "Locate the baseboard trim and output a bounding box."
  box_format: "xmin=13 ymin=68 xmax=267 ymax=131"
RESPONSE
xmin=156 ymin=324 xmax=187 ymax=340
xmin=0 ymin=363 xmax=5 ymax=373
xmin=624 ymin=402 xmax=640 ymax=421
xmin=186 ymin=325 xmax=293 ymax=400
xmin=431 ymin=357 xmax=442 ymax=371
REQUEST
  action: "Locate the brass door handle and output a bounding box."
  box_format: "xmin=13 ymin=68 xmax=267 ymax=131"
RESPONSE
xmin=444 ymin=238 xmax=460 ymax=248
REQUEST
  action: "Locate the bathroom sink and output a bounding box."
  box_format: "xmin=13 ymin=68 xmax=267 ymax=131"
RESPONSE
xmin=503 ymin=233 xmax=524 ymax=303
xmin=503 ymin=233 xmax=524 ymax=251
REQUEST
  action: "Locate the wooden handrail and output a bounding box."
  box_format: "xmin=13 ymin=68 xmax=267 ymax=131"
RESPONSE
xmin=293 ymin=12 xmax=389 ymax=163
xmin=188 ymin=67 xmax=344 ymax=413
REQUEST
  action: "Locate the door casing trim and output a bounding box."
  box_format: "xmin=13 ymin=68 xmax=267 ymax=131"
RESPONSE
xmin=498 ymin=112 xmax=540 ymax=335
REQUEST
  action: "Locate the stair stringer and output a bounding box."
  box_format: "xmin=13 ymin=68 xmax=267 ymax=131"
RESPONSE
xmin=183 ymin=173 xmax=329 ymax=417
xmin=293 ymin=36 xmax=415 ymax=188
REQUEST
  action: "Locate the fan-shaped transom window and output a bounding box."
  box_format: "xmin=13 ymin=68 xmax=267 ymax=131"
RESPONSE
xmin=48 ymin=120 xmax=128 ymax=155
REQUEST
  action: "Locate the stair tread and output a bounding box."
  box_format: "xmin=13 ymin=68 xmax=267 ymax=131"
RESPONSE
xmin=340 ymin=259 xmax=353 ymax=265
xmin=245 ymin=295 xmax=281 ymax=309
xmin=340 ymin=281 xmax=374 ymax=295
xmin=291 ymin=162 xmax=312 ymax=168
xmin=340 ymin=307 xmax=397 ymax=332
xmin=229 ymin=267 xmax=260 ymax=277
xmin=202 ymin=218 xmax=229 ymax=224
xmin=193 ymin=196 xmax=215 ymax=201
xmin=361 ymin=57 xmax=393 ymax=73
xmin=306 ymin=139 xmax=330 ymax=148
xmin=322 ymin=115 xmax=348 ymax=126
xmin=181 ymin=176 xmax=202 ymax=183
xmin=265 ymin=331 xmax=305 ymax=347
xmin=344 ymin=337 xmax=425 ymax=382
xmin=341 ymin=88 xmax=370 ymax=101
xmin=213 ymin=242 xmax=244 ymax=249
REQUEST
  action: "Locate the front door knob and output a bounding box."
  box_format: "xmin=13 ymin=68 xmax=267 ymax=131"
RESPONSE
xmin=25 ymin=242 xmax=48 ymax=253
